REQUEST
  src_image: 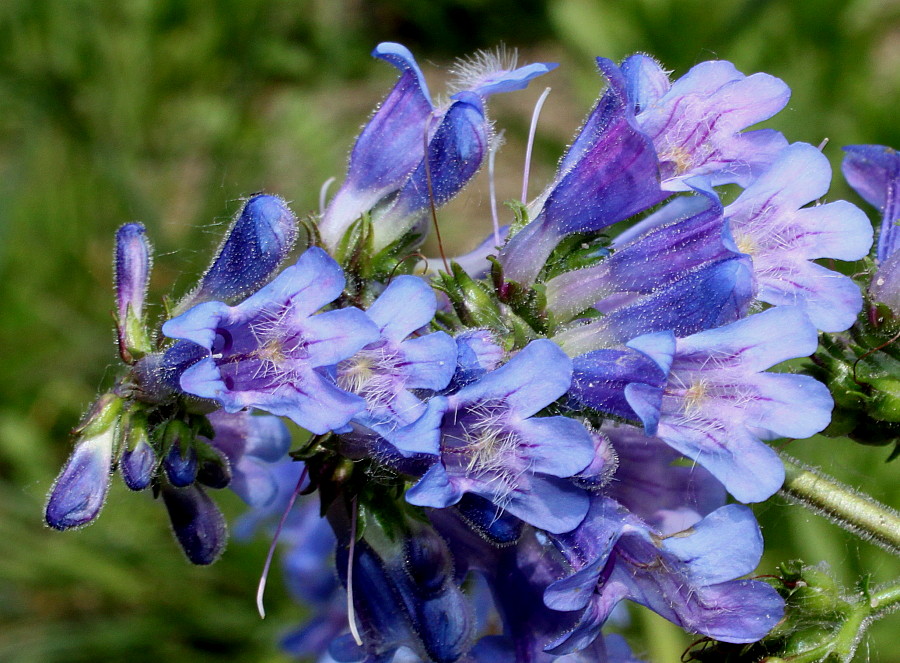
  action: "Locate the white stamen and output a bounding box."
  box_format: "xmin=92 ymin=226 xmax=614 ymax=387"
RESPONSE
xmin=488 ymin=130 xmax=505 ymax=247
xmin=522 ymin=87 xmax=551 ymax=203
xmin=256 ymin=465 xmax=309 ymax=619
xmin=319 ymin=176 xmax=336 ymax=215
xmin=347 ymin=497 xmax=363 ymax=646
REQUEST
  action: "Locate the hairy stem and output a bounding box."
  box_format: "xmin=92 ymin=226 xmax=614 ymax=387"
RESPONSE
xmin=779 ymin=454 xmax=900 ymax=556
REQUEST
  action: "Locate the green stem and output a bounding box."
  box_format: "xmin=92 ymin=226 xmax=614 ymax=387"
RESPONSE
xmin=871 ymin=578 xmax=900 ymax=617
xmin=779 ymin=454 xmax=900 ymax=556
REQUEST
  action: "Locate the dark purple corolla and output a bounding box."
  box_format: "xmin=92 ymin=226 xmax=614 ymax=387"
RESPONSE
xmin=545 ymin=498 xmax=784 ymax=653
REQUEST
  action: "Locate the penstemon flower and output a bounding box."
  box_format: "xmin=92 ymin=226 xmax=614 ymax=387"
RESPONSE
xmin=47 ymin=41 xmax=897 ymax=663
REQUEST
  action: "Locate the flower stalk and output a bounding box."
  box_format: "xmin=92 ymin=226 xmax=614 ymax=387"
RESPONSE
xmin=779 ymin=453 xmax=900 ymax=556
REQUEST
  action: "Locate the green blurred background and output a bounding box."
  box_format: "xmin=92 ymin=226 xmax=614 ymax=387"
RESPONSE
xmin=1 ymin=0 xmax=899 ymax=661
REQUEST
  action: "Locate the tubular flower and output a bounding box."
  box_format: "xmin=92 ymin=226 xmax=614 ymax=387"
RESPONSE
xmin=48 ymin=42 xmax=874 ymax=662
xmin=162 ymin=247 xmax=380 ymax=434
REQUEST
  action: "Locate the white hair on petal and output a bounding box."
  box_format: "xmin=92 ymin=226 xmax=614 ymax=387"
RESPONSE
xmin=447 ymin=45 xmax=519 ymax=95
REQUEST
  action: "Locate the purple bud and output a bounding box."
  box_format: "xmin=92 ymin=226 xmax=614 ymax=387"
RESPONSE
xmin=162 ymin=484 xmax=227 ymax=565
xmin=121 ymin=420 xmax=156 ymax=491
xmin=163 ymin=423 xmax=198 ymax=487
xmin=45 ymin=428 xmax=115 ymax=530
xmin=115 ymin=223 xmax=152 ymax=323
xmin=404 ymin=527 xmax=454 ymax=596
xmin=180 ymin=194 xmax=298 ymax=310
xmin=196 ymin=443 xmax=232 ymax=489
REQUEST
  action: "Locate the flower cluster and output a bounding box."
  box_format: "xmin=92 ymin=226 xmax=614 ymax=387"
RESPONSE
xmin=46 ymin=43 xmax=876 ymax=662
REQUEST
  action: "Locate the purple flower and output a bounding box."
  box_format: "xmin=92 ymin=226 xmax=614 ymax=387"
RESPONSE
xmin=200 ymin=410 xmax=292 ymax=507
xmin=175 ymin=194 xmax=299 ymax=313
xmin=499 ymin=57 xmax=664 ymax=286
xmin=553 ymin=253 xmax=754 ymax=356
xmin=842 ymin=144 xmax=900 ymax=261
xmin=624 ymin=54 xmax=790 ymax=190
xmin=45 ymin=427 xmax=116 ymax=530
xmin=319 ymin=43 xmax=555 ymax=252
xmin=601 ymin=423 xmax=725 ymax=535
xmin=624 ymin=306 xmax=833 ymax=503
xmin=337 ymin=275 xmax=457 ymax=432
xmin=162 ymin=247 xmax=380 ymax=434
xmin=726 ymin=143 xmax=872 ymax=331
xmin=545 ymin=498 xmax=784 ymax=653
xmin=545 ymin=185 xmax=736 ymax=321
xmin=389 ymin=339 xmax=597 ymax=534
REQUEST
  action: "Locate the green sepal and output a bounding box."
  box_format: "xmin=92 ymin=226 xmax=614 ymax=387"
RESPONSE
xmin=537 ymin=231 xmax=612 ymax=282
xmin=370 ymin=228 xmax=425 ymax=280
xmin=434 ymin=262 xmax=502 ymax=329
xmin=504 ymin=199 xmax=531 ymax=236
xmin=75 ymin=393 xmax=124 ymax=439
xmin=490 ymin=257 xmax=550 ymax=335
xmin=119 ymin=303 xmax=153 ymax=362
xmin=333 ymin=213 xmax=374 ymax=297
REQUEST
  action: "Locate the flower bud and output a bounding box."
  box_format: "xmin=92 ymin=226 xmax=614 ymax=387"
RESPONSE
xmin=177 ymin=194 xmax=298 ymax=312
xmin=45 ymin=427 xmax=116 ymax=530
xmin=162 ymin=483 xmax=227 ymax=565
xmin=163 ymin=421 xmax=198 ymax=487
xmin=196 ymin=442 xmax=232 ymax=489
xmin=115 ymin=223 xmax=153 ymax=360
xmin=121 ymin=416 xmax=156 ymax=491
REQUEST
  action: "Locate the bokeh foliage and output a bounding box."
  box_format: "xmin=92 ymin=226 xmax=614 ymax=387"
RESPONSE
xmin=0 ymin=0 xmax=898 ymax=660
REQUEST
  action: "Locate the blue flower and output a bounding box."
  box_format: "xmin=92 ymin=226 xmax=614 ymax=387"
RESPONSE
xmin=162 ymin=247 xmax=380 ymax=434
xmin=842 ymin=144 xmax=900 ymax=261
xmin=726 ymin=143 xmax=872 ymax=331
xmin=553 ymin=252 xmax=753 ymax=356
xmin=337 ymin=275 xmax=457 ymax=433
xmin=544 ymin=184 xmax=736 ymax=321
xmin=499 ymin=57 xmax=664 ymax=286
xmin=545 ymin=498 xmax=784 ymax=652
xmin=389 ymin=339 xmax=598 ymax=534
xmin=624 ymin=306 xmax=832 ymax=503
xmin=623 ymin=54 xmax=790 ymax=190
xmin=319 ymin=43 xmax=555 ymax=252
xmin=200 ymin=410 xmax=292 ymax=507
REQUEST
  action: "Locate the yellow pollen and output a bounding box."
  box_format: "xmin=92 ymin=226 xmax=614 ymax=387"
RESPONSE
xmin=338 ymin=355 xmax=376 ymax=394
xmin=256 ymin=339 xmax=287 ymax=365
xmin=683 ymin=380 xmax=708 ymax=413
xmin=734 ymin=233 xmax=757 ymax=256
xmin=663 ymin=146 xmax=693 ymax=175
